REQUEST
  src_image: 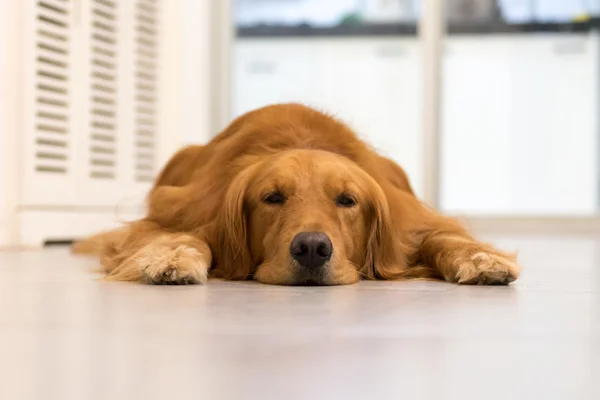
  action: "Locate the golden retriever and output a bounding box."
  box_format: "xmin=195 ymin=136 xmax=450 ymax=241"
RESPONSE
xmin=73 ymin=104 xmax=521 ymax=286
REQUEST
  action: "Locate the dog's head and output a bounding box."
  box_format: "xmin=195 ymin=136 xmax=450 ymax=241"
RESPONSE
xmin=213 ymin=148 xmax=402 ymax=285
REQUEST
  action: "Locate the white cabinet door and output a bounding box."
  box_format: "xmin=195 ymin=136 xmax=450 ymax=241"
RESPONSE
xmin=233 ymin=38 xmax=423 ymax=195
xmin=441 ymin=37 xmax=514 ymax=213
xmin=76 ymin=0 xmax=160 ymax=206
xmin=508 ymin=35 xmax=598 ymax=215
xmin=441 ymin=34 xmax=599 ymax=216
xmin=233 ymin=39 xmax=324 ymax=117
xmin=21 ymin=0 xmax=160 ymax=207
xmin=21 ymin=0 xmax=79 ymax=206
xmin=320 ymin=39 xmax=423 ymax=195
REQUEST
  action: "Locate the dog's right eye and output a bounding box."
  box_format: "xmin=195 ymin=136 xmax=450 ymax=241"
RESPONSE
xmin=263 ymin=192 xmax=285 ymax=205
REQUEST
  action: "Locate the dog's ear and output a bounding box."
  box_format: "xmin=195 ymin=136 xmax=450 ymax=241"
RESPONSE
xmin=211 ymin=164 xmax=258 ymax=280
xmin=362 ymin=182 xmax=412 ymax=280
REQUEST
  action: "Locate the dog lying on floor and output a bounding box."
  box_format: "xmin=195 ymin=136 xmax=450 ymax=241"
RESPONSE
xmin=73 ymin=103 xmax=521 ymax=286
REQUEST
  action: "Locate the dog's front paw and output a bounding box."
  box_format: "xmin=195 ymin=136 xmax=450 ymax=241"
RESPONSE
xmin=137 ymin=244 xmax=209 ymax=285
xmin=455 ymin=251 xmax=521 ymax=285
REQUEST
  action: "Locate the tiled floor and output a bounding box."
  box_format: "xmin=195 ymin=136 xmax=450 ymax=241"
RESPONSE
xmin=0 ymin=233 xmax=598 ymax=400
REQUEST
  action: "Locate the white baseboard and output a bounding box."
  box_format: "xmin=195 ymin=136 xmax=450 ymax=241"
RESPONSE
xmin=2 ymin=208 xmax=145 ymax=248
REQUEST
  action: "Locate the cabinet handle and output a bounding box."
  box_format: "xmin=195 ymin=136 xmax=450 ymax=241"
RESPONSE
xmin=375 ymin=47 xmax=407 ymax=58
xmin=246 ymin=61 xmax=277 ymax=74
xmin=553 ymin=40 xmax=586 ymax=55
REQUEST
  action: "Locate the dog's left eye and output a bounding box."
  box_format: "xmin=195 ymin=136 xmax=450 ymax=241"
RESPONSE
xmin=263 ymin=192 xmax=286 ymax=205
xmin=336 ymin=194 xmax=357 ymax=207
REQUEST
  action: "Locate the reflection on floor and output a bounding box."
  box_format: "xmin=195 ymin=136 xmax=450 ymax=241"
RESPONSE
xmin=0 ymin=233 xmax=598 ymax=400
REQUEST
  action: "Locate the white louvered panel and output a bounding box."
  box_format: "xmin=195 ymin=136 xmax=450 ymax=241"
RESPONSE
xmin=73 ymin=0 xmax=121 ymax=206
xmin=134 ymin=0 xmax=158 ymax=183
xmin=21 ymin=0 xmax=77 ymax=205
xmin=76 ymin=0 xmax=161 ymax=206
xmin=89 ymin=0 xmax=117 ymax=181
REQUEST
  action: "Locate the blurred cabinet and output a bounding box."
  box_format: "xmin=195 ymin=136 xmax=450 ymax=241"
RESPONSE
xmin=21 ymin=0 xmax=160 ymax=208
xmin=1 ymin=0 xmax=188 ymax=246
xmin=234 ymin=33 xmax=599 ymax=215
xmin=234 ymin=40 xmax=324 ymax=112
xmin=441 ymin=34 xmax=599 ymax=215
xmin=234 ymin=38 xmax=423 ymax=195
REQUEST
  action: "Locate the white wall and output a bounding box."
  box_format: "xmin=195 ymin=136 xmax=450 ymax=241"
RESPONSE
xmin=0 ymin=0 xmax=21 ymax=246
xmin=179 ymin=0 xmax=213 ymax=145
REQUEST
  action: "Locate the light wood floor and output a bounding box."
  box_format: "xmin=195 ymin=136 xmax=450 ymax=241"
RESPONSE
xmin=1 ymin=233 xmax=598 ymax=400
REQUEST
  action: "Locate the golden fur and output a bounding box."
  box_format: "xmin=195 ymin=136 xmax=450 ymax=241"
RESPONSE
xmin=73 ymin=104 xmax=521 ymax=286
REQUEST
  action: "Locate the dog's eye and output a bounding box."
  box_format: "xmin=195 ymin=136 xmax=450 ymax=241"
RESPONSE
xmin=263 ymin=192 xmax=285 ymax=205
xmin=336 ymin=194 xmax=357 ymax=207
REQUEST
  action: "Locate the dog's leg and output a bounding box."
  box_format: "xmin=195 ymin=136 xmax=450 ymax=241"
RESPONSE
xmin=88 ymin=221 xmax=212 ymax=285
xmin=416 ymin=222 xmax=521 ymax=285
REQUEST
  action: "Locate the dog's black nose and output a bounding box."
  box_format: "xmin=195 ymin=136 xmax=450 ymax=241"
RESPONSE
xmin=290 ymin=232 xmax=333 ymax=269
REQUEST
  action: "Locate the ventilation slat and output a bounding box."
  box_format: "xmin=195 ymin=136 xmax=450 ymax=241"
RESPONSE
xmin=136 ymin=24 xmax=156 ymax=36
xmin=136 ymin=59 xmax=155 ymax=71
xmin=95 ymin=0 xmax=116 ymax=9
xmin=136 ymin=82 xmax=155 ymax=93
xmin=136 ymin=14 xmax=156 ymax=28
xmin=91 ymin=114 xmax=116 ymax=127
xmin=90 ymin=145 xmax=115 ymax=155
xmin=37 ymin=69 xmax=69 ymax=84
xmin=36 ymin=123 xmax=68 ymax=134
xmin=39 ymin=0 xmax=71 ymax=8
xmin=90 ymin=171 xmax=115 ymax=179
xmin=37 ymin=50 xmax=68 ymax=67
xmin=136 ymin=106 xmax=154 ymax=116
xmin=136 ymin=36 xmax=155 ymax=49
xmin=92 ymin=7 xmax=116 ymax=22
xmin=37 ymin=110 xmax=68 ymax=121
xmin=35 ymin=156 xmax=67 ymax=168
xmin=36 ymin=137 xmax=68 ymax=148
xmin=93 ymin=32 xmax=116 ymax=45
xmin=91 ymin=133 xmax=115 ymax=143
xmin=136 ymin=94 xmax=154 ymax=104
xmin=93 ymin=20 xmax=116 ymax=34
xmin=91 ymin=120 xmax=115 ymax=131
xmin=92 ymin=108 xmax=115 ymax=118
xmin=136 ymin=48 xmax=156 ymax=60
xmin=37 ymin=60 xmax=69 ymax=77
xmin=37 ymin=41 xmax=68 ymax=55
xmin=37 ymin=165 xmax=67 ymax=174
xmin=38 ymin=1 xmax=68 ymax=16
xmin=38 ymin=69 xmax=68 ymax=82
xmin=92 ymin=45 xmax=115 ymax=59
xmin=37 ymin=95 xmax=68 ymax=108
xmin=91 ymin=158 xmax=115 ymax=166
xmin=92 ymin=95 xmax=115 ymax=105
xmin=36 ymin=131 xmax=68 ymax=143
xmin=136 ymin=151 xmax=154 ymax=160
xmin=92 ymin=57 xmax=115 ymax=70
xmin=38 ymin=14 xmax=69 ymax=29
xmin=136 ymin=128 xmax=154 ymax=137
xmin=136 ymin=117 xmax=154 ymax=127
xmin=38 ymin=56 xmax=68 ymax=70
xmin=37 ymin=26 xmax=68 ymax=42
xmin=92 ymin=82 xmax=116 ymax=94
xmin=36 ymin=151 xmax=67 ymax=161
xmin=37 ymin=82 xmax=68 ymax=95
